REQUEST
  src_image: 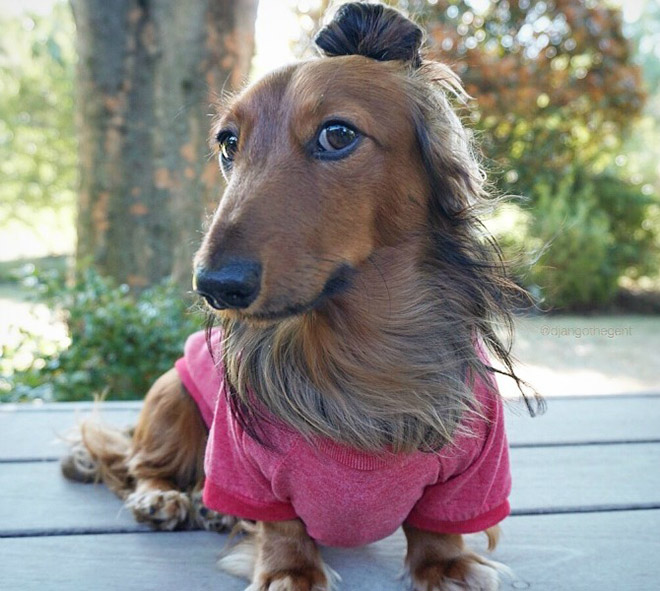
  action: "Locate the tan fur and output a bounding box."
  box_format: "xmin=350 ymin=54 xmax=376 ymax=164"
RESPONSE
xmin=62 ymin=368 xmax=211 ymax=529
xmin=129 ymin=368 xmax=206 ymax=489
xmin=404 ymin=524 xmax=505 ymax=590
xmin=217 ymin=520 xmax=342 ymax=591
xmin=78 ymin=418 xmax=133 ymax=499
xmin=249 ymin=521 xmax=333 ymax=591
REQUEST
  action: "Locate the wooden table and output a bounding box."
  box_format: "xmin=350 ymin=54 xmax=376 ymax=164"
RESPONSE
xmin=1 ymin=394 xmax=659 ymax=590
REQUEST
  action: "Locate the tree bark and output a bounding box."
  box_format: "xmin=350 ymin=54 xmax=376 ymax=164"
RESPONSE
xmin=70 ymin=0 xmax=258 ymax=288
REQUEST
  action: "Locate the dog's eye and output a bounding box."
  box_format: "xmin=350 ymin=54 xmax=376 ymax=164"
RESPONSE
xmin=318 ymin=125 xmax=356 ymax=151
xmin=217 ymin=131 xmax=239 ymax=166
xmin=315 ymin=123 xmax=359 ymax=159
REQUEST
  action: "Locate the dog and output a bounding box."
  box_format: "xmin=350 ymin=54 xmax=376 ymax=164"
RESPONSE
xmin=62 ymin=3 xmax=541 ymax=590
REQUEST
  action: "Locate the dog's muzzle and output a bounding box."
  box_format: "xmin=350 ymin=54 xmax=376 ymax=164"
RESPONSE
xmin=193 ymin=260 xmax=262 ymax=310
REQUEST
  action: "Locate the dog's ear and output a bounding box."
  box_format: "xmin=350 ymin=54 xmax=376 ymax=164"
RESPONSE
xmin=411 ymin=64 xmax=487 ymax=219
xmin=315 ymin=2 xmax=423 ymax=68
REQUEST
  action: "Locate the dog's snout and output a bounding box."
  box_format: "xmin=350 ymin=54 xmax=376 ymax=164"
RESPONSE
xmin=194 ymin=261 xmax=262 ymax=310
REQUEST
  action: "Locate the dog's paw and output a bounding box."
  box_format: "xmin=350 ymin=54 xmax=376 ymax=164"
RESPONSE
xmin=60 ymin=439 xmax=100 ymax=483
xmin=190 ymin=487 xmax=237 ymax=532
xmin=247 ymin=567 xmax=329 ymax=591
xmin=126 ymin=488 xmax=191 ymax=531
xmin=408 ymin=551 xmax=501 ymax=591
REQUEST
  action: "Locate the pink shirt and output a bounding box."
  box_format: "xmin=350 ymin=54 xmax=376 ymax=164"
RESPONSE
xmin=175 ymin=331 xmax=511 ymax=548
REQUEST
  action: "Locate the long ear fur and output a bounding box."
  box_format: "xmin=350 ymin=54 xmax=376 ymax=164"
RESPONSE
xmin=411 ymin=62 xmax=484 ymax=217
xmin=408 ymin=62 xmax=545 ymax=416
xmin=315 ymin=2 xmax=423 ymax=68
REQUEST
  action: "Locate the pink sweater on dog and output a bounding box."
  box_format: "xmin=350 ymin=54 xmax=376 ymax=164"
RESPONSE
xmin=175 ymin=330 xmax=511 ymax=548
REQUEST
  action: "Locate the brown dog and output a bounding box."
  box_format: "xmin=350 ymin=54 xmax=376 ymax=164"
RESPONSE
xmin=63 ymin=4 xmax=540 ymax=590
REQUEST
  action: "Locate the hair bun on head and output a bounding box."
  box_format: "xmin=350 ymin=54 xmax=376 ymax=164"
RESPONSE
xmin=314 ymin=2 xmax=423 ymax=68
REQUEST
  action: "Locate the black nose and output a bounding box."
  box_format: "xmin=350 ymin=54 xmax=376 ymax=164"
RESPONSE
xmin=193 ymin=261 xmax=262 ymax=310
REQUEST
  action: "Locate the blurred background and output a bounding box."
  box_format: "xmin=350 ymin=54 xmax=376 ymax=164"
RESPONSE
xmin=1 ymin=0 xmax=659 ymax=403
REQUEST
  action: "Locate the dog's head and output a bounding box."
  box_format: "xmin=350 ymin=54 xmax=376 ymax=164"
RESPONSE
xmin=194 ymin=3 xmax=541 ymax=449
xmin=193 ymin=2 xmax=485 ymax=323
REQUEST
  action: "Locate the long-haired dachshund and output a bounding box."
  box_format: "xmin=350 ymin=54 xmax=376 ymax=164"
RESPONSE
xmin=62 ymin=3 xmax=541 ymax=590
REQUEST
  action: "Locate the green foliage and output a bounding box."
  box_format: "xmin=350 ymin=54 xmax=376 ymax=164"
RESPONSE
xmin=590 ymin=173 xmax=658 ymax=279
xmin=501 ymin=167 xmax=658 ymax=309
xmin=0 ymin=2 xmax=76 ymax=229
xmin=1 ymin=267 xmax=204 ymax=403
xmin=526 ymin=176 xmax=616 ymax=308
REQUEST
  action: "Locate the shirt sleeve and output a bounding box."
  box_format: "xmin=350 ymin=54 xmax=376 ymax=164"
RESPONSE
xmin=405 ymin=374 xmax=511 ymax=534
xmin=202 ymin=391 xmax=298 ymax=523
xmin=174 ymin=330 xmax=223 ymax=429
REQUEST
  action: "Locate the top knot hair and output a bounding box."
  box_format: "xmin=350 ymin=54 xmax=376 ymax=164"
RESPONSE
xmin=314 ymin=2 xmax=423 ymax=68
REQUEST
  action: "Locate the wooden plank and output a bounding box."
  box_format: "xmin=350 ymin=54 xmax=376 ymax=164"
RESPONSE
xmin=0 ymin=510 xmax=658 ymax=591
xmin=2 ymin=443 xmax=658 ymax=536
xmin=494 ymin=509 xmax=660 ymax=590
xmin=509 ymin=442 xmax=660 ymax=514
xmin=495 ymin=509 xmax=660 ymax=590
xmin=0 ymin=404 xmax=140 ymax=461
xmin=0 ymin=531 xmax=246 ymax=591
xmin=2 ymin=394 xmax=660 ymax=461
xmin=0 ymin=462 xmax=148 ymax=537
xmin=358 ymin=510 xmax=660 ymax=590
xmin=505 ymin=393 xmax=660 ymax=447
xmin=0 ymin=530 xmax=404 ymax=591
xmin=0 ymin=401 xmax=142 ymax=412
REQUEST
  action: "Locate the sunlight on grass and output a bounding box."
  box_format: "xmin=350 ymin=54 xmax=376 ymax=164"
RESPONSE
xmin=0 ymin=285 xmax=69 ymax=383
xmin=0 ymin=213 xmax=75 ymax=262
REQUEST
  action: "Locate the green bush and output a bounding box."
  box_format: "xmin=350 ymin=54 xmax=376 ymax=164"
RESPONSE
xmin=496 ymin=166 xmax=658 ymax=310
xmin=528 ymin=180 xmax=617 ymax=308
xmin=1 ymin=267 xmax=204 ymax=402
xmin=590 ymin=173 xmax=659 ymax=279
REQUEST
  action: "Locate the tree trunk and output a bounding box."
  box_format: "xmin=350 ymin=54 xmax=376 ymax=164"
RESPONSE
xmin=70 ymin=0 xmax=258 ymax=288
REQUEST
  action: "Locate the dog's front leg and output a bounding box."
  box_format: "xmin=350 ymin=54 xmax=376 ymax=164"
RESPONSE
xmin=249 ymin=519 xmax=329 ymax=591
xmin=403 ymin=523 xmax=501 ymax=591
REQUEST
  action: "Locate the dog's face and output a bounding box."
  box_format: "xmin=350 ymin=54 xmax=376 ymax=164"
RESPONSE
xmin=194 ymin=56 xmax=429 ymax=321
